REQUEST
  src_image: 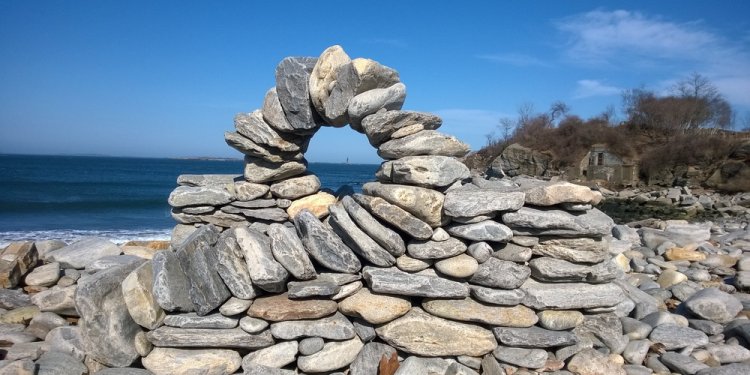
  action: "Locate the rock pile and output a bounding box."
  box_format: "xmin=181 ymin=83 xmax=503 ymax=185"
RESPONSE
xmin=2 ymin=45 xmax=749 ymax=375
xmin=606 ymin=186 xmax=750 ymax=219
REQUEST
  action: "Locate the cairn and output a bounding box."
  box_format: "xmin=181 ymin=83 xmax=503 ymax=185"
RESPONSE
xmin=3 ymin=45 xmax=748 ymax=375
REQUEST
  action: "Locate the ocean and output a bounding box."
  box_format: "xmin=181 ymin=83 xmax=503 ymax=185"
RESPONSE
xmin=0 ymin=154 xmax=379 ymax=246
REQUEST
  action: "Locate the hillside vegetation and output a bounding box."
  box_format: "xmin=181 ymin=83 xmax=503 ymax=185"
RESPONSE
xmin=464 ymin=73 xmax=749 ymax=191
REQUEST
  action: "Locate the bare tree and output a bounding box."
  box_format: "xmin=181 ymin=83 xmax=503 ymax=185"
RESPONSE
xmin=672 ymin=72 xmax=732 ymax=130
xmin=499 ymin=117 xmax=515 ymax=141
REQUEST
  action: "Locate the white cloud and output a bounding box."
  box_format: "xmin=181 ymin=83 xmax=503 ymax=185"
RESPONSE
xmin=557 ymin=9 xmax=750 ymax=110
xmin=477 ymin=53 xmax=551 ymax=67
xmin=573 ymin=79 xmax=621 ymax=99
xmin=431 ymin=109 xmax=511 ymax=150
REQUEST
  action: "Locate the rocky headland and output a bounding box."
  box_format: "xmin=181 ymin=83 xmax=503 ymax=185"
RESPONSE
xmin=1 ymin=45 xmax=749 ymax=375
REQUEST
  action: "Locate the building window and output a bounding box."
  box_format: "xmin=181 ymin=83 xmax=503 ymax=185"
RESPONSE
xmin=597 ymin=153 xmax=604 ymax=166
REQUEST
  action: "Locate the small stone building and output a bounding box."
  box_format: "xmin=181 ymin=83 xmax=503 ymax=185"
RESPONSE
xmin=577 ymin=144 xmax=639 ymax=186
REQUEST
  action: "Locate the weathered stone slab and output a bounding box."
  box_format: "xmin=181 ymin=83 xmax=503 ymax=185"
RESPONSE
xmin=529 ymin=257 xmax=620 ymax=283
xmin=341 ymin=195 xmax=406 ymax=256
xmin=248 ymin=293 xmax=338 ymax=322
xmin=262 ymin=87 xmax=297 ymax=133
xmin=329 ymin=203 xmax=396 ymax=267
xmin=244 ymin=156 xmax=307 ymax=184
xmin=234 ymin=110 xmax=301 ymax=152
xmin=443 ymin=189 xmax=525 ymax=218
xmin=286 ymin=191 xmax=336 ymax=219
xmin=142 ymin=348 xmax=241 ymax=375
xmin=407 ymin=237 xmax=466 ymax=260
xmin=349 ymin=342 xmax=398 ymax=375
xmin=36 ymin=351 xmax=87 ymax=375
xmin=224 ymin=131 xmax=302 ymax=163
xmin=684 ymin=287 xmax=743 ymax=324
xmin=233 ymin=227 xmax=289 ymax=293
xmin=122 ymin=261 xmax=164 ymax=330
xmin=214 ymin=228 xmax=258 ymax=300
xmin=353 ymin=194 xmax=433 ymax=240
xmin=447 ymin=220 xmax=513 ymax=242
xmin=175 ymin=225 xmax=231 ymax=315
xmin=348 ymin=83 xmax=406 ymax=131
xmin=470 ymin=258 xmax=530 ymax=289
xmin=532 ymin=237 xmax=609 ymax=263
xmin=339 ymin=288 xmax=411 ymax=324
xmin=270 ymin=311 xmax=355 ymax=340
xmin=163 ymin=313 xmax=238 ymax=329
xmin=294 ymin=210 xmax=361 ymax=273
xmin=493 ymin=326 xmax=577 ymax=348
xmin=267 ymin=223 xmax=317 ymax=280
xmin=168 ymin=185 xmax=233 ymax=208
xmin=362 ymin=266 xmax=468 ymax=298
xmin=151 ymin=250 xmax=194 ymax=313
xmin=24 ymin=262 xmax=60 ymax=287
xmin=76 ymin=259 xmax=145 ymax=367
xmin=146 ymin=327 xmax=275 ymax=349
xmin=649 ymin=323 xmax=709 ymax=350
xmin=493 ymin=346 xmax=548 ymax=369
xmin=30 ymin=285 xmax=77 ymax=315
xmin=378 ymin=130 xmax=470 ymax=159
xmin=234 ymin=181 xmax=270 ymax=201
xmin=470 ymin=285 xmax=526 ymax=306
xmin=362 ymin=182 xmax=444 ymax=227
xmin=287 ymin=279 xmax=340 ymax=298
xmin=327 ymin=57 xmax=400 ymax=128
xmin=45 ymin=237 xmax=122 ymax=269
xmin=298 ymin=337 xmax=364 ymax=373
xmin=362 ymin=110 xmax=442 ymax=147
xmin=376 ymin=307 xmax=496 ymax=356
xmin=242 ymin=340 xmax=298 ymax=369
xmin=422 ymin=297 xmax=537 ymax=327
xmin=275 ymin=56 xmax=320 ymax=132
xmin=221 ymin=205 xmax=288 ymax=222
xmin=502 ymin=207 xmax=614 ymax=237
xmin=269 ymin=174 xmax=320 ymax=199
xmin=521 ymin=279 xmax=626 ymax=310
xmin=524 ymin=181 xmax=602 ymax=206
xmin=378 ymin=156 xmax=469 ymax=188
xmin=309 ymin=45 xmax=351 ymax=125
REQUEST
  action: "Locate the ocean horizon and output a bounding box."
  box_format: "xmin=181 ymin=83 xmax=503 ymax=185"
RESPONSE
xmin=0 ymin=154 xmax=379 ymax=246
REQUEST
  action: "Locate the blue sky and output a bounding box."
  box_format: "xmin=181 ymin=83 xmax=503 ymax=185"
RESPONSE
xmin=1 ymin=1 xmax=749 ymax=163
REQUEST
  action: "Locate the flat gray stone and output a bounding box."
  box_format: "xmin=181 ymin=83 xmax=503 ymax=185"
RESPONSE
xmin=623 ymin=339 xmax=650 ymax=365
xmin=168 ymin=185 xmax=233 ymax=208
xmin=529 ymin=257 xmax=620 ymax=283
xmin=341 ymin=195 xmax=406 ymax=257
xmin=447 ymin=220 xmax=513 ymax=242
xmin=376 ymin=307 xmax=496 ymax=357
xmin=363 ymin=266 xmax=468 ymax=298
xmin=660 ymin=352 xmax=710 ymax=374
xmin=443 ymin=189 xmax=525 ymax=218
xmin=239 ymin=316 xmax=269 ymax=334
xmin=326 ymin=58 xmax=400 ymax=127
xmin=349 ymin=342 xmax=397 ymax=375
xmin=649 ymin=324 xmax=708 ymax=350
xmin=348 ymin=83 xmax=406 ymax=131
xmin=233 ymin=227 xmax=289 ymax=293
xmin=294 ymin=210 xmax=361 ymax=274
xmin=502 ymin=207 xmax=614 ymax=237
xmin=35 ymin=351 xmax=87 ymax=375
xmin=163 ymin=313 xmax=238 ymax=329
xmin=270 ymin=174 xmax=320 ymax=199
xmin=362 ymin=182 xmax=444 ymax=228
xmin=329 ymin=203 xmax=396 ymax=267
xmin=86 ymin=254 xmax=143 ymax=273
xmin=470 ymin=285 xmax=526 ymax=306
xmin=142 ymin=347 xmax=242 ymax=375
xmin=214 ymin=228 xmax=258 ymax=300
xmin=243 ymin=156 xmax=307 ymax=184
xmin=24 ymin=262 xmax=60 ymax=287
xmin=492 ymin=242 xmax=532 ymax=262
xmin=234 ymin=110 xmax=301 ymax=152
xmin=270 ymin=311 xmax=355 ymax=340
xmin=575 ymin=313 xmax=628 ymax=354
xmin=262 ymin=87 xmax=296 ymax=133
xmin=493 ymin=326 xmax=577 ymax=348
xmin=470 ymin=258 xmax=530 ymax=289
xmin=362 ymin=110 xmax=442 ymax=147
xmin=297 ymin=337 xmax=364 ymax=373
xmin=220 ymin=205 xmax=288 ymax=222
xmin=422 ymin=297 xmax=537 ymax=327
xmin=31 ymin=285 xmax=77 ymax=315
xmin=177 ymin=174 xmax=237 ymax=187
xmin=267 ymin=223 xmax=317 ymax=280
xmin=353 ymin=194 xmax=433 ymax=240
xmin=46 ymin=237 xmax=122 ymax=269
xmin=44 ymin=326 xmax=85 ymax=361
xmin=0 ymin=288 xmax=32 ymax=309
xmin=521 ymin=279 xmax=626 ymax=309
xmin=407 ymin=237 xmax=466 ymax=260
xmin=467 ymin=242 xmax=492 ymax=263
xmin=706 ymin=343 xmax=750 ymax=364
xmin=287 ymin=279 xmax=340 ymax=298
xmin=299 ymin=337 xmax=325 ymax=355
xmin=146 ymin=326 xmax=275 ymax=349
xmin=696 ymin=364 xmax=750 ymax=375
xmin=175 ymin=225 xmax=231 ymax=315
xmin=684 ymin=288 xmax=743 ymax=324
xmin=378 ymin=129 xmax=469 ymax=159
xmin=25 ymin=311 xmax=67 ymax=340
xmin=493 ymin=346 xmax=548 ymax=368
xmin=275 ymin=56 xmax=321 ymax=132
xmin=75 ymin=259 xmax=145 ymax=367
xmin=151 ymin=250 xmax=194 ymax=313
xmin=224 ymin=130 xmax=302 ymax=163
xmin=242 ymin=340 xmax=298 ymax=369
xmin=219 ymin=297 xmax=253 ymax=316
xmin=532 ymin=237 xmax=609 ymax=263
xmin=378 ymin=155 xmax=470 ymax=187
